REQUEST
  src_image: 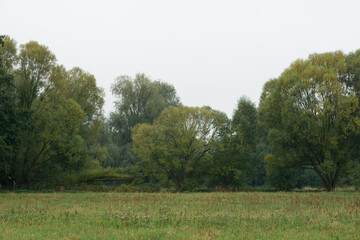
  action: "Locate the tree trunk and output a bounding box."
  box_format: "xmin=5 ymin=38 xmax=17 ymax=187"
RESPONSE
xmin=321 ymin=178 xmax=336 ymax=192
xmin=324 ymin=183 xmax=336 ymax=192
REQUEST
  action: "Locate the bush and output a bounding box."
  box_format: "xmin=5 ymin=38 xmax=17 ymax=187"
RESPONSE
xmin=68 ymin=168 xmax=133 ymax=185
xmin=267 ymin=167 xmax=297 ymax=191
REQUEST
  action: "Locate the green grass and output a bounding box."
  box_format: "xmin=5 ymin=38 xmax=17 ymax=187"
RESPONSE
xmin=0 ymin=192 xmax=359 ymax=239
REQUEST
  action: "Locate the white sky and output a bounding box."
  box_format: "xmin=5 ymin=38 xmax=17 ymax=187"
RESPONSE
xmin=2 ymin=0 xmax=360 ymax=117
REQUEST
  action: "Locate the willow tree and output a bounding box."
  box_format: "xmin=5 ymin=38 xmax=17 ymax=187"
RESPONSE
xmin=132 ymin=106 xmax=227 ymax=191
xmin=259 ymin=51 xmax=360 ymax=191
xmin=106 ymin=73 xmax=180 ymax=167
xmin=0 ymin=38 xmax=105 ymax=188
xmin=17 ymin=41 xmax=56 ymax=109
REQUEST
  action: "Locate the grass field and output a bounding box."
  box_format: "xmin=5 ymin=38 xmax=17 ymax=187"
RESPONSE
xmin=0 ymin=191 xmax=359 ymax=239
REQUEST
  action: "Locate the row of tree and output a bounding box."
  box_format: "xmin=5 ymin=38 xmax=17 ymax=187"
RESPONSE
xmin=1 ymin=35 xmax=359 ymax=191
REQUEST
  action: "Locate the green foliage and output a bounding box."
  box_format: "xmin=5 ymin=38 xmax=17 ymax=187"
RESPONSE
xmin=209 ymin=97 xmax=257 ymax=189
xmin=66 ymin=67 xmax=105 ymax=142
xmin=232 ymin=97 xmax=265 ymax=186
xmin=0 ymin=36 xmax=32 ymax=188
xmin=0 ymin=36 xmax=17 ymax=72
xmin=232 ymin=96 xmax=258 ymax=148
xmin=265 ymin=154 xmax=296 ymax=191
xmin=16 ymin=41 xmax=57 ymax=109
xmin=69 ymin=168 xmax=133 ymax=184
xmin=209 ymin=97 xmax=267 ymax=189
xmin=103 ymin=73 xmax=180 ymax=167
xmin=0 ymin=37 xmax=106 ymax=189
xmin=132 ymin=106 xmax=227 ymax=192
xmin=346 ymin=49 xmax=360 ymax=98
xmin=122 ymin=161 xmax=168 ymax=191
xmin=3 ymin=35 xmax=360 ymax=192
xmin=112 ymin=73 xmax=180 ymax=125
xmin=259 ymin=51 xmax=360 ymax=191
xmin=347 ymin=161 xmax=360 ymax=190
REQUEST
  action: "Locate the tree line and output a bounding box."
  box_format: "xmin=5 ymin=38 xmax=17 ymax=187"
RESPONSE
xmin=1 ymin=35 xmax=359 ymax=191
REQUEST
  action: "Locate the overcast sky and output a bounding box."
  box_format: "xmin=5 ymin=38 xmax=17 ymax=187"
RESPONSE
xmin=2 ymin=0 xmax=360 ymax=116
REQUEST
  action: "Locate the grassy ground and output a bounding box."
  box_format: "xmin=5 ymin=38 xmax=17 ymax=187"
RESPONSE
xmin=0 ymin=192 xmax=359 ymax=239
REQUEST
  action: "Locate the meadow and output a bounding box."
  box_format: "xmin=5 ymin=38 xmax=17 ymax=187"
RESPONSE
xmin=0 ymin=191 xmax=359 ymax=239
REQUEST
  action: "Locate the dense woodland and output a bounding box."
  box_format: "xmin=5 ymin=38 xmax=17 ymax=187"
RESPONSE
xmin=1 ymin=35 xmax=360 ymax=192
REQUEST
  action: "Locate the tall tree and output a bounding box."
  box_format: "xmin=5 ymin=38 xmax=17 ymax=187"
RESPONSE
xmin=259 ymin=51 xmax=360 ymax=191
xmin=346 ymin=49 xmax=360 ymax=98
xmin=232 ymin=97 xmax=258 ymax=148
xmin=0 ymin=38 xmax=106 ymax=188
xmin=344 ymin=49 xmax=360 ymax=188
xmin=210 ymin=97 xmax=263 ymax=189
xmin=105 ymin=73 xmax=180 ymax=167
xmin=232 ymin=97 xmax=266 ymax=186
xmin=16 ymin=41 xmax=56 ymax=109
xmin=0 ymin=36 xmax=17 ymax=72
xmin=66 ymin=67 xmax=106 ymax=163
xmin=0 ymin=36 xmax=30 ymax=188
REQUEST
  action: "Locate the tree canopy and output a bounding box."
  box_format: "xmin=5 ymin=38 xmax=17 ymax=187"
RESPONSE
xmin=1 ymin=35 xmax=360 ymax=192
xmin=0 ymin=37 xmax=105 ymax=188
xmin=259 ymin=51 xmax=360 ymax=191
xmin=132 ymin=106 xmax=227 ymax=191
xmin=102 ymin=73 xmax=180 ymax=168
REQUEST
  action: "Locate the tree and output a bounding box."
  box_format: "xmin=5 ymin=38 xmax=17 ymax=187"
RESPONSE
xmin=111 ymin=73 xmax=180 ymax=130
xmin=16 ymin=41 xmax=56 ymax=109
xmin=209 ymin=97 xmax=262 ymax=189
xmin=259 ymin=51 xmax=360 ymax=191
xmin=132 ymin=106 xmax=227 ymax=192
xmin=105 ymin=73 xmax=180 ymax=167
xmin=232 ymin=97 xmax=258 ymax=148
xmin=344 ymin=50 xmax=360 ymax=189
xmin=346 ymin=49 xmax=360 ymax=98
xmin=0 ymin=36 xmax=17 ymax=72
xmin=19 ymin=65 xmax=107 ymax=187
xmin=0 ymin=36 xmax=31 ymax=188
xmin=66 ymin=67 xmax=106 ymax=164
xmin=7 ymin=41 xmax=61 ymax=186
xmin=11 ymin=65 xmax=87 ymax=186
xmin=264 ymin=154 xmax=297 ymax=191
xmin=0 ymin=37 xmax=106 ymax=188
